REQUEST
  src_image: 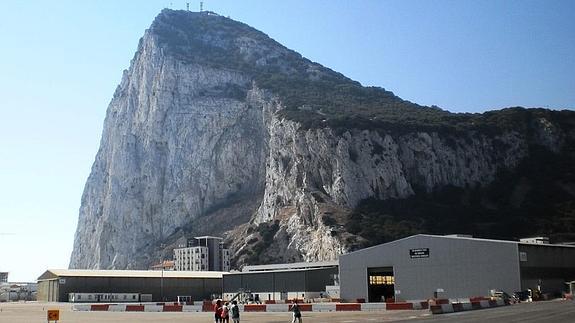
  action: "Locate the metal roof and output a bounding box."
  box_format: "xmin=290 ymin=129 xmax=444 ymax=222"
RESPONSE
xmin=230 ymin=266 xmax=337 ymax=275
xmin=193 ymin=236 xmax=223 ymax=240
xmin=242 ymin=260 xmax=338 ymax=272
xmin=344 ymin=234 xmax=575 ymax=255
xmin=37 ymin=269 xmax=227 ymax=281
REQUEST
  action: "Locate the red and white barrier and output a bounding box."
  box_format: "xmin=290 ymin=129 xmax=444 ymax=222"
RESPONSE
xmin=73 ymin=299 xmax=482 ymax=313
xmin=430 ymin=299 xmax=507 ymax=314
xmin=360 ymin=303 xmax=386 ymax=311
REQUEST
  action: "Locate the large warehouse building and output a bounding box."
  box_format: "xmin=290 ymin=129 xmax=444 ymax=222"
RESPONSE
xmin=340 ymin=234 xmax=575 ymax=302
xmin=223 ymin=261 xmax=339 ymax=302
xmin=37 ymin=269 xmax=224 ymax=302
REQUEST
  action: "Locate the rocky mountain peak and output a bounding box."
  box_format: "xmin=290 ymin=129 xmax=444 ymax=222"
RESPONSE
xmin=69 ymin=10 xmax=575 ymax=270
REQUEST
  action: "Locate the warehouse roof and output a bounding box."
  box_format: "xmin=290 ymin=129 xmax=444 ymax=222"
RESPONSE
xmin=242 ymin=260 xmax=338 ymax=272
xmin=344 ymin=234 xmax=575 ymax=255
xmin=37 ymin=269 xmax=227 ymax=281
xmin=230 ymin=266 xmax=337 ymax=275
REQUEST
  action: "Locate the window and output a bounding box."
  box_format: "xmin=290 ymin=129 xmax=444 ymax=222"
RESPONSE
xmin=369 ymin=275 xmax=394 ymax=285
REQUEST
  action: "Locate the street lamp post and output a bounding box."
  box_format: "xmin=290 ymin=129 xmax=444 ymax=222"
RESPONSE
xmin=160 ymin=261 xmax=164 ymax=301
xmin=159 ymin=244 xmax=166 ymax=302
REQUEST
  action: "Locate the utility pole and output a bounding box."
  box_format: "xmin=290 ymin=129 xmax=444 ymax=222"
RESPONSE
xmin=161 ymin=263 xmax=164 ymax=301
xmin=160 ymin=244 xmax=165 ymax=302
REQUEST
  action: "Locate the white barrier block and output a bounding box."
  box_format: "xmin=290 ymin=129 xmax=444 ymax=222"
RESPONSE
xmin=495 ymin=299 xmax=504 ymax=306
xmin=144 ymin=305 xmax=163 ymax=312
xmin=266 ymin=304 xmax=289 ymax=312
xmin=440 ymin=304 xmax=454 ymax=313
xmin=182 ymin=305 xmax=203 ymax=312
xmin=479 ymin=300 xmax=490 ymax=308
xmin=360 ymin=303 xmax=386 ymax=311
xmin=312 ymin=303 xmax=336 ymax=312
xmin=108 ymin=304 xmax=126 ymax=312
xmin=72 ymin=304 xmax=91 ymax=311
xmin=462 ymin=302 xmax=473 ymax=311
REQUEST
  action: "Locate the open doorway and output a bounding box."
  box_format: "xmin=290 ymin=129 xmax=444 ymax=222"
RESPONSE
xmin=367 ymin=267 xmax=394 ymax=302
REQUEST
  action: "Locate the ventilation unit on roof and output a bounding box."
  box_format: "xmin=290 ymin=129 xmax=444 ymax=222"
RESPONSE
xmin=519 ymin=237 xmax=550 ymax=244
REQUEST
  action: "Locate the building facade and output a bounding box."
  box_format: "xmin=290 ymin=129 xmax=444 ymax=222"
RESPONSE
xmin=37 ymin=269 xmax=224 ymax=302
xmin=174 ymin=246 xmax=209 ymax=271
xmin=174 ymin=236 xmax=230 ymax=271
xmin=223 ymin=261 xmax=339 ymax=301
xmin=339 ymin=234 xmax=575 ymax=302
xmin=0 ymin=272 xmax=7 ymax=283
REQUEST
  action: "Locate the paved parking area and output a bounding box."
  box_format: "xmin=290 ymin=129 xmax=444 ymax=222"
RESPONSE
xmin=0 ymin=302 xmax=428 ymax=322
xmin=1 ymin=300 xmax=573 ymax=322
xmin=411 ymin=300 xmax=575 ymax=323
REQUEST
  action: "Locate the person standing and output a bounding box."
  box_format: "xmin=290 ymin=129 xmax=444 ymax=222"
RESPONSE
xmin=230 ymin=300 xmax=240 ymax=323
xmin=214 ymin=299 xmax=223 ymax=323
xmin=291 ymin=300 xmax=302 ymax=323
xmin=221 ymin=301 xmax=230 ymax=323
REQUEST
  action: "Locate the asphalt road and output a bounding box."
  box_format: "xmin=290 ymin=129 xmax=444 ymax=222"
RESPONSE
xmin=0 ymin=300 xmax=573 ymax=322
xmin=408 ymin=300 xmax=575 ymax=323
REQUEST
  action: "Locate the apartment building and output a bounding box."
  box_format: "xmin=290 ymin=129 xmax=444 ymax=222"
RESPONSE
xmin=174 ymin=236 xmax=230 ymax=272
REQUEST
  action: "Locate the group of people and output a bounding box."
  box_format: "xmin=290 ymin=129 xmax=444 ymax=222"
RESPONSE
xmin=213 ymin=299 xmax=240 ymax=323
xmin=213 ymin=299 xmax=302 ymax=323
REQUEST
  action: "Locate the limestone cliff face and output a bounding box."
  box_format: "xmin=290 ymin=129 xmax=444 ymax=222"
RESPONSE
xmin=70 ymin=20 xmax=275 ymax=269
xmin=70 ymin=9 xmax=575 ymax=269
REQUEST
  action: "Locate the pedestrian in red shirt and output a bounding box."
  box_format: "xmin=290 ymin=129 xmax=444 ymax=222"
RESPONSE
xmin=214 ymin=299 xmax=223 ymax=323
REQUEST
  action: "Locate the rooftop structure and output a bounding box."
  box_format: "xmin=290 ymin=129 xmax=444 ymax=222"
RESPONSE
xmin=242 ymin=260 xmax=339 ymax=272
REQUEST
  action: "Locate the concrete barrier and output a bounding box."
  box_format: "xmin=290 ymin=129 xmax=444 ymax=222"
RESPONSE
xmin=360 ymin=303 xmax=386 ymax=311
xmin=386 ymin=302 xmax=413 ymax=310
xmin=312 ymin=303 xmax=336 ymax=312
xmin=90 ymin=304 xmax=109 ymax=311
xmin=182 ymin=305 xmax=203 ymax=312
xmin=72 ymin=304 xmax=91 ymax=311
xmin=336 ymin=303 xmax=361 ymax=311
xmin=291 ymin=304 xmax=312 ymax=311
xmin=266 ymin=304 xmax=289 ymax=312
xmin=162 ymin=304 xmax=182 ymax=312
xmin=412 ymin=301 xmax=429 ymax=310
xmin=125 ymin=305 xmax=144 ymax=312
xmin=430 ymin=299 xmax=509 ymax=314
xmin=108 ymin=304 xmax=126 ymax=312
xmin=243 ymin=304 xmax=266 ymax=312
xmin=76 ymin=299 xmax=501 ymax=314
xmin=144 ymin=304 xmax=163 ymax=312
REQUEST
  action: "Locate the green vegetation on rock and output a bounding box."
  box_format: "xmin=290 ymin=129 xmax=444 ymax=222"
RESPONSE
xmin=347 ymin=143 xmax=575 ymax=248
xmin=151 ymin=10 xmax=575 ymax=136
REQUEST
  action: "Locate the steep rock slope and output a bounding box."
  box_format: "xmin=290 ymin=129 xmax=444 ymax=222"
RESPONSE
xmin=70 ymin=10 xmax=575 ymax=269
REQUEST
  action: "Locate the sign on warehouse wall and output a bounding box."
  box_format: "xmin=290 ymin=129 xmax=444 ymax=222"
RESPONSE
xmin=409 ymin=248 xmax=429 ymax=258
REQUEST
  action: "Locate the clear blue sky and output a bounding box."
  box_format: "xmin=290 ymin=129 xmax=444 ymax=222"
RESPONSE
xmin=0 ymin=0 xmax=573 ymax=282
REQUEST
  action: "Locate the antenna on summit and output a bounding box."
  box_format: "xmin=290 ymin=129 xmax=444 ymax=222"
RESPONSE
xmin=200 ymin=2 xmax=203 ymax=12
xmin=186 ymin=2 xmax=190 ymax=11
